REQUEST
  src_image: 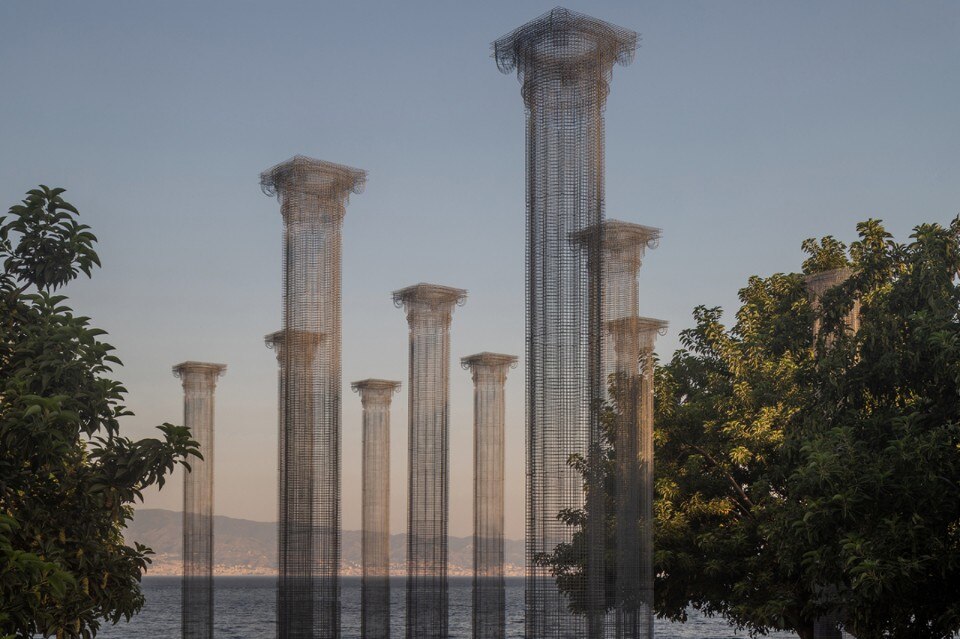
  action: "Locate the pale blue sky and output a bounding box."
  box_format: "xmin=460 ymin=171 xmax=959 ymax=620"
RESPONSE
xmin=1 ymin=1 xmax=958 ymax=538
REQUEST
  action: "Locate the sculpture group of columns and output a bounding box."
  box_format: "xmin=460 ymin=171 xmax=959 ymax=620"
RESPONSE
xmin=261 ymin=155 xmax=366 ymax=639
xmin=174 ymin=361 xmax=226 ymax=639
xmin=495 ymin=7 xmax=665 ymax=639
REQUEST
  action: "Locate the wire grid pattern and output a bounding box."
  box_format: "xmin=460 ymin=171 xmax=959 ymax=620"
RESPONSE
xmin=804 ymin=270 xmax=857 ymax=639
xmin=804 ymin=267 xmax=861 ymax=338
xmin=393 ymin=284 xmax=467 ymax=639
xmin=593 ymin=222 xmax=660 ymax=639
xmin=494 ymin=8 xmax=637 ymax=639
xmin=609 ymin=318 xmax=666 ymax=639
xmin=461 ymin=353 xmax=519 ymax=639
xmin=173 ymin=361 xmax=226 ymax=639
xmin=262 ymin=155 xmax=366 ymax=639
xmin=352 ymin=379 xmax=402 ymax=639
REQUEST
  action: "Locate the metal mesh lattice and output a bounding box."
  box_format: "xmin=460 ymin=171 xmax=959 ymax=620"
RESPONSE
xmin=577 ymin=221 xmax=661 ymax=639
xmin=804 ymin=267 xmax=861 ymax=338
xmin=352 ymin=379 xmax=402 ymax=639
xmin=262 ymin=156 xmax=366 ymax=639
xmin=174 ymin=361 xmax=226 ymax=639
xmin=609 ymin=318 xmax=665 ymax=639
xmin=461 ymin=353 xmax=518 ymax=639
xmin=493 ymin=8 xmax=637 ymax=639
xmin=393 ymin=283 xmax=467 ymax=639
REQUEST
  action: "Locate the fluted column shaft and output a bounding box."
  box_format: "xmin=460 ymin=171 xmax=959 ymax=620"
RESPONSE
xmin=353 ymin=380 xmax=401 ymax=639
xmin=262 ymin=156 xmax=366 ymax=639
xmin=494 ymin=10 xmax=637 ymax=638
xmin=462 ymin=354 xmax=517 ymax=639
xmin=394 ymin=284 xmax=466 ymax=639
xmin=175 ymin=361 xmax=225 ymax=639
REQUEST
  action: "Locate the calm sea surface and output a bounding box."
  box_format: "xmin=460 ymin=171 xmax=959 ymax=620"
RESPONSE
xmin=96 ymin=577 xmax=797 ymax=639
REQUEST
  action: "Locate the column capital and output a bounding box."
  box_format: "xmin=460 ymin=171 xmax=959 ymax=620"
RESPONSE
xmin=392 ymin=283 xmax=467 ymax=325
xmin=461 ymin=352 xmax=518 ymax=384
xmin=172 ymin=361 xmax=226 ymax=389
xmin=260 ymin=155 xmax=367 ymax=216
xmin=351 ymin=379 xmax=402 ymax=407
xmin=803 ymin=267 xmax=853 ymax=301
xmin=264 ymin=330 xmax=284 ymax=362
xmin=607 ymin=316 xmax=668 ymax=352
xmin=493 ymin=8 xmax=637 ymax=103
xmin=570 ymin=219 xmax=661 ymax=252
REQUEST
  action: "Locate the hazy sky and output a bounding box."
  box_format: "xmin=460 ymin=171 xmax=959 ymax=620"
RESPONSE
xmin=1 ymin=1 xmax=958 ymax=539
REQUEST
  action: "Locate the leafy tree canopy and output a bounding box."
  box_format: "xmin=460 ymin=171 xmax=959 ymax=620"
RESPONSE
xmin=656 ymin=218 xmax=960 ymax=639
xmin=539 ymin=218 xmax=960 ymax=639
xmin=0 ymin=187 xmax=198 ymax=638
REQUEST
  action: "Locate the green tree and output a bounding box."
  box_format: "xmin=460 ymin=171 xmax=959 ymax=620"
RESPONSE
xmin=541 ymin=219 xmax=960 ymax=639
xmin=0 ymin=186 xmax=199 ymax=638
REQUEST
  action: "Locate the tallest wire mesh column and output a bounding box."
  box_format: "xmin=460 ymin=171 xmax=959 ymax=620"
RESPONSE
xmin=261 ymin=155 xmax=366 ymax=639
xmin=493 ymin=8 xmax=638 ymax=639
xmin=393 ymin=283 xmax=467 ymax=639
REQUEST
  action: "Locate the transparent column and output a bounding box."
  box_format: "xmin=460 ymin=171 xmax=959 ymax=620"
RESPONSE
xmin=494 ymin=9 xmax=637 ymax=638
xmin=804 ymin=267 xmax=860 ymax=341
xmin=173 ymin=361 xmax=226 ymax=639
xmin=574 ymin=221 xmax=661 ymax=639
xmin=393 ymin=283 xmax=467 ymax=639
xmin=804 ymin=269 xmax=856 ymax=639
xmin=261 ymin=155 xmax=366 ymax=639
xmin=461 ymin=353 xmax=518 ymax=639
xmin=609 ymin=318 xmax=666 ymax=639
xmin=352 ymin=379 xmax=402 ymax=639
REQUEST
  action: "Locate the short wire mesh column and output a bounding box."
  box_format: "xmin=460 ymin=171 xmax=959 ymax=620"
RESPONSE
xmin=493 ymin=9 xmax=637 ymax=639
xmin=608 ymin=318 xmax=666 ymax=639
xmin=461 ymin=353 xmax=518 ymax=639
xmin=352 ymin=379 xmax=402 ymax=639
xmin=393 ymin=283 xmax=467 ymax=639
xmin=174 ymin=361 xmax=226 ymax=639
xmin=262 ymin=155 xmax=366 ymax=639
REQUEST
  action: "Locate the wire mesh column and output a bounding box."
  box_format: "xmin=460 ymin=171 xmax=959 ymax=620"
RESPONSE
xmin=461 ymin=353 xmax=518 ymax=639
xmin=352 ymin=379 xmax=402 ymax=639
xmin=393 ymin=283 xmax=467 ymax=639
xmin=609 ymin=318 xmax=665 ymax=639
xmin=576 ymin=221 xmax=661 ymax=639
xmin=261 ymin=155 xmax=366 ymax=639
xmin=804 ymin=267 xmax=860 ymax=340
xmin=493 ymin=9 xmax=637 ymax=639
xmin=174 ymin=361 xmax=226 ymax=639
xmin=804 ymin=269 xmax=857 ymax=639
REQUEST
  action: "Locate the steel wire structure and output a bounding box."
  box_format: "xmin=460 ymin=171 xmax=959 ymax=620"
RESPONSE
xmin=173 ymin=361 xmax=226 ymax=639
xmin=576 ymin=220 xmax=661 ymax=639
xmin=461 ymin=353 xmax=519 ymax=639
xmin=608 ymin=318 xmax=666 ymax=639
xmin=352 ymin=379 xmax=402 ymax=639
xmin=804 ymin=267 xmax=861 ymax=340
xmin=261 ymin=155 xmax=366 ymax=639
xmin=493 ymin=8 xmax=637 ymax=639
xmin=393 ymin=283 xmax=467 ymax=639
xmin=804 ymin=269 xmax=858 ymax=639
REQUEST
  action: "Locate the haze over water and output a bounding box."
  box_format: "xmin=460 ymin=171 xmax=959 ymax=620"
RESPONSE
xmin=98 ymin=577 xmax=796 ymax=639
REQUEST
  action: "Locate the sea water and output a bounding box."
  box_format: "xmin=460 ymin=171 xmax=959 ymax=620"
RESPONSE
xmin=96 ymin=577 xmax=796 ymax=638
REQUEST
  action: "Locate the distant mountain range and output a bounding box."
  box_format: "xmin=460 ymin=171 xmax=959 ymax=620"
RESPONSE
xmin=128 ymin=509 xmax=524 ymax=577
